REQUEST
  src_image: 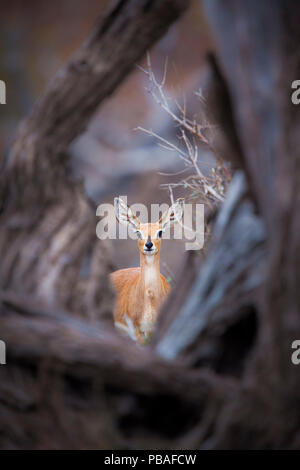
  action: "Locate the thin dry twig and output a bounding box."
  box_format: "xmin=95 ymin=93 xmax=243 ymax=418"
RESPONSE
xmin=136 ymin=54 xmax=231 ymax=207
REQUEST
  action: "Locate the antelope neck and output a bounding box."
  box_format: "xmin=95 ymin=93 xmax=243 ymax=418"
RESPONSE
xmin=139 ymin=252 xmax=161 ymax=289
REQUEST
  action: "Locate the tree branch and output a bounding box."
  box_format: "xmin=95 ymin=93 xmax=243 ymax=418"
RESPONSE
xmin=4 ymin=0 xmax=191 ymax=202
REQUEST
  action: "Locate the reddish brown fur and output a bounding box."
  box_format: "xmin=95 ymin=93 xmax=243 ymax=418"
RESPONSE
xmin=110 ymin=222 xmax=170 ymax=344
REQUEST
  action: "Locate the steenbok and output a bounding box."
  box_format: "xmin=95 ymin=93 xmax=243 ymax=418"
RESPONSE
xmin=110 ymin=198 xmax=183 ymax=344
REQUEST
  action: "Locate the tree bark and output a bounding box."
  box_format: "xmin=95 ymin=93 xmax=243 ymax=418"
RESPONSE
xmin=1 ymin=0 xmax=300 ymax=450
xmin=0 ymin=290 xmax=235 ymax=449
xmin=156 ymin=0 xmax=300 ymax=448
xmin=0 ymin=0 xmax=191 ymax=318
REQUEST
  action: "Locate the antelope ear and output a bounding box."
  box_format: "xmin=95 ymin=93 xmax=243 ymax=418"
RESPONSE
xmin=159 ymin=199 xmax=184 ymax=230
xmin=114 ymin=197 xmax=140 ymax=230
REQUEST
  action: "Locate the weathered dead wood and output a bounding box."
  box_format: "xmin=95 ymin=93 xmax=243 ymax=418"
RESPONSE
xmin=152 ymin=0 xmax=300 ymax=449
xmin=203 ymin=0 xmax=300 ymax=417
xmin=0 ymin=0 xmax=191 ymax=316
xmin=155 ymin=172 xmax=266 ymax=371
xmin=5 ymin=0 xmax=191 ymax=195
xmin=0 ymin=291 xmax=236 ymax=449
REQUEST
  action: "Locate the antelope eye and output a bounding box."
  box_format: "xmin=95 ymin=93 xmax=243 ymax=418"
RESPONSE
xmin=157 ymin=230 xmax=163 ymax=239
xmin=136 ymin=230 xmax=142 ymax=239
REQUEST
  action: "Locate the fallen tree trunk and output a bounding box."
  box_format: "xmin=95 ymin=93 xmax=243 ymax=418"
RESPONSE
xmin=0 ymin=291 xmax=235 ymax=450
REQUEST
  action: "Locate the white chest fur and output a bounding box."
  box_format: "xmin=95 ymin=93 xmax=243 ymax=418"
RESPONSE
xmin=140 ymin=256 xmax=162 ymax=335
xmin=143 ymin=256 xmax=159 ymax=289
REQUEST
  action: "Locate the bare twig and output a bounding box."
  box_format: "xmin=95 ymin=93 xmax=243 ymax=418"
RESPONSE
xmin=136 ymin=55 xmax=231 ymax=207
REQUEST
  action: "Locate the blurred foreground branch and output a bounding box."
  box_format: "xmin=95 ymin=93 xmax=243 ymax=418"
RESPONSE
xmin=0 ymin=0 xmax=191 ymax=315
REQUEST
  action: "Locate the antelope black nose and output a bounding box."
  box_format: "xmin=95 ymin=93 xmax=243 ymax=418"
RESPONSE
xmin=145 ymin=236 xmax=153 ymax=250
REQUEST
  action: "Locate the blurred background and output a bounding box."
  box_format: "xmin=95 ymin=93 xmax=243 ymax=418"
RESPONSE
xmin=0 ymin=0 xmax=214 ymax=277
